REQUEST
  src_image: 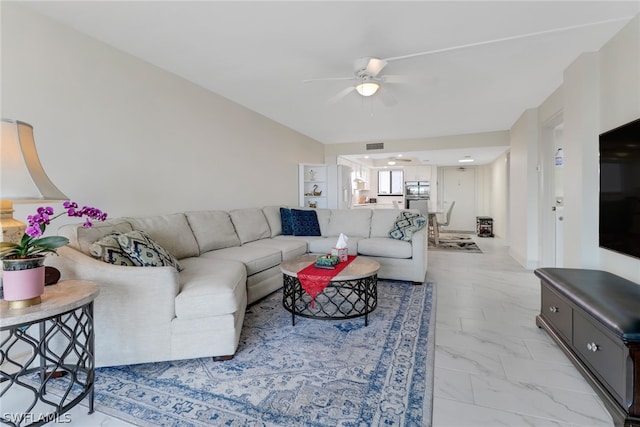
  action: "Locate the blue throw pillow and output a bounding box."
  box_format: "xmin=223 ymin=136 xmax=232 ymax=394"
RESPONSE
xmin=280 ymin=208 xmax=294 ymax=236
xmin=291 ymin=209 xmax=321 ymax=236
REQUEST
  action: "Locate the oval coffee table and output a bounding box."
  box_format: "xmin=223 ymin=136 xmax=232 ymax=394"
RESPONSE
xmin=280 ymin=254 xmax=380 ymax=326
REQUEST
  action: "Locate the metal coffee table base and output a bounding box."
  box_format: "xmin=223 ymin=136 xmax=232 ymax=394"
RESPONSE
xmin=282 ymin=274 xmax=377 ymax=326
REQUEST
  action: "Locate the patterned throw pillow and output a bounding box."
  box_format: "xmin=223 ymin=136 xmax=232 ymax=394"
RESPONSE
xmin=89 ymin=233 xmax=138 ymax=266
xmin=280 ymin=207 xmax=294 ymax=235
xmin=291 ymin=209 xmax=321 ymax=236
xmin=389 ymin=211 xmax=427 ymax=242
xmin=117 ymin=230 xmax=183 ymax=271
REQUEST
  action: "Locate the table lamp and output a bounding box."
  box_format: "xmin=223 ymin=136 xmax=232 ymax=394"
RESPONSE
xmin=1 ymin=119 xmax=69 ymax=244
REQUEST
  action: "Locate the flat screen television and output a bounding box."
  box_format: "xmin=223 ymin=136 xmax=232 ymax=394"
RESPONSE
xmin=599 ymin=118 xmax=640 ymax=259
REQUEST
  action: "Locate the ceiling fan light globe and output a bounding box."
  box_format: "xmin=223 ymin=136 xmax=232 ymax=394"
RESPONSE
xmin=355 ymin=82 xmax=380 ymax=97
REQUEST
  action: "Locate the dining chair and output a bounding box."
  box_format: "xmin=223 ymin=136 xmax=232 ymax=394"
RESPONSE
xmin=437 ymin=201 xmax=456 ymax=230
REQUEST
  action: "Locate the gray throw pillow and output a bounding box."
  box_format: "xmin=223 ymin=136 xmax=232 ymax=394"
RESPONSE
xmin=89 ymin=233 xmax=138 ymax=266
xmin=117 ymin=230 xmax=183 ymax=271
xmin=389 ymin=212 xmax=427 ymax=242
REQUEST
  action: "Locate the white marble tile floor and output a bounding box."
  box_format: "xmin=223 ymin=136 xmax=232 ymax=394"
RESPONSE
xmin=430 ymin=234 xmax=614 ymax=427
xmin=3 ymin=234 xmax=615 ymax=426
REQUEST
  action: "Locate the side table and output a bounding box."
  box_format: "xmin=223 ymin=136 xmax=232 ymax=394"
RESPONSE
xmin=1 ymin=280 xmax=99 ymax=427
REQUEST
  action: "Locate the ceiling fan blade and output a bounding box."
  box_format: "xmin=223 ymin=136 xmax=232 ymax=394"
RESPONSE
xmin=365 ymin=58 xmax=388 ymax=76
xmin=381 ymin=74 xmax=409 ymax=84
xmin=327 ymin=86 xmax=355 ymax=104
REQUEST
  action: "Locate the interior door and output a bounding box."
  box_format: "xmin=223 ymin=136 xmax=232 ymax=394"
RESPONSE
xmin=539 ymin=118 xmax=564 ymax=267
xmin=442 ymin=167 xmax=476 ymax=231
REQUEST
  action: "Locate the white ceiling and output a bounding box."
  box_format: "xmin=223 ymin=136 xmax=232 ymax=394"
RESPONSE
xmin=20 ymin=1 xmax=640 ymax=165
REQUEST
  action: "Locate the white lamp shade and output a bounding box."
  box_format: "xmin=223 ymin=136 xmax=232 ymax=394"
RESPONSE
xmin=355 ymin=82 xmax=380 ymax=97
xmin=1 ymin=119 xmax=68 ymax=201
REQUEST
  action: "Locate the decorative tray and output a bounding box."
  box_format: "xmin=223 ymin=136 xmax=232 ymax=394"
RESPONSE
xmin=315 ymin=254 xmax=340 ymax=269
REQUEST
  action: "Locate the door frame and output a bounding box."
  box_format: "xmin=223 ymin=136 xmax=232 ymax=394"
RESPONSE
xmin=538 ymin=111 xmax=564 ymax=267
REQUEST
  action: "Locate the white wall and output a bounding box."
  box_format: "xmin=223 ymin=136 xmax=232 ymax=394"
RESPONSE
xmin=509 ymin=109 xmax=540 ymax=269
xmin=510 ymin=15 xmax=640 ymax=281
xmin=1 ymin=3 xmax=324 ymax=226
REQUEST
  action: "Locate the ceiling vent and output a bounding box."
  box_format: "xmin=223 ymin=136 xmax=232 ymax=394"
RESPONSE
xmin=366 ymin=142 xmax=384 ymax=150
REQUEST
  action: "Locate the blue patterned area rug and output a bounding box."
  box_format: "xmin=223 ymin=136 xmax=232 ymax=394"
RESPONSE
xmin=90 ymin=280 xmax=435 ymax=426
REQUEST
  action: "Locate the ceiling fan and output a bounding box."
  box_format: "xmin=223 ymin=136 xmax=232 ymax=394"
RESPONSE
xmin=387 ymin=156 xmax=412 ymax=163
xmin=384 ymin=156 xmax=414 ymax=166
xmin=304 ymin=57 xmax=406 ymax=106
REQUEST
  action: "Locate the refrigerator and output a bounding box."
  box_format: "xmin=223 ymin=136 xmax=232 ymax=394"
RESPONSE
xmin=328 ymin=165 xmax=353 ymax=209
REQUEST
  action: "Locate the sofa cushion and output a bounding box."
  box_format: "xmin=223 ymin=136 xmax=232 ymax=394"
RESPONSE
xmin=314 ymin=209 xmax=332 ymax=236
xmin=325 ymin=209 xmax=372 ymax=238
xmin=291 ymin=209 xmax=321 ymax=236
xmin=358 ymin=237 xmax=413 ymax=259
xmin=262 ymin=206 xmax=284 ymax=237
xmin=308 ymin=236 xmax=362 ymax=256
xmin=388 ymin=211 xmax=427 ymax=242
xmin=175 ymin=257 xmax=246 ymax=319
xmin=185 ymin=210 xmax=241 ymax=253
xmin=229 ymin=208 xmax=271 ymax=244
xmin=118 ymin=230 xmax=183 ymax=271
xmin=244 ymin=238 xmax=307 ymax=261
xmin=279 ymin=207 xmax=294 ymax=235
xmin=201 ymin=245 xmax=281 ymax=276
xmin=273 ymin=235 xmax=323 ymax=249
xmin=126 ymin=213 xmax=200 ymax=260
xmin=89 ymin=233 xmax=137 ymax=266
xmin=58 ymin=218 xmax=133 ymax=256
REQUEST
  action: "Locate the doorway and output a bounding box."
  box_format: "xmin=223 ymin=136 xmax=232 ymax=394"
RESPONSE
xmin=442 ymin=166 xmax=476 ymax=231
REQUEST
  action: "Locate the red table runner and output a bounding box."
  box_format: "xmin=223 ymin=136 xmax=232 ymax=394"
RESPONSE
xmin=297 ymin=256 xmax=356 ymax=306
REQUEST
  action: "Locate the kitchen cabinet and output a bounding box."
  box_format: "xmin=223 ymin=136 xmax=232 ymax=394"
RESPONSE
xmin=404 ymin=165 xmax=435 ymax=181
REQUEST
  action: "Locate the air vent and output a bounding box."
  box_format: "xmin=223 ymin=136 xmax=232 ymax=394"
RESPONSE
xmin=366 ymin=142 xmax=384 ymax=150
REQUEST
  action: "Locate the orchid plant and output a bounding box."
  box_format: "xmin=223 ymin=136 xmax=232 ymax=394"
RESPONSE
xmin=0 ymin=201 xmax=107 ymax=259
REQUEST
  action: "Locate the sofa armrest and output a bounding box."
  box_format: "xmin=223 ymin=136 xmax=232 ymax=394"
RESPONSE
xmin=48 ymin=246 xmax=180 ymax=299
xmin=411 ymin=226 xmax=428 ymax=257
xmin=410 ymin=226 xmax=428 ymax=279
xmin=47 ymin=246 xmax=180 ymax=366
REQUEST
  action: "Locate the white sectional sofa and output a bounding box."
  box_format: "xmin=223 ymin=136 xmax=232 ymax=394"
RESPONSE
xmin=48 ymin=206 xmax=428 ymax=367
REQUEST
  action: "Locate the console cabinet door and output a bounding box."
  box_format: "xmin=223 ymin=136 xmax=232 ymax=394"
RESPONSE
xmin=573 ymin=311 xmax=627 ymax=407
